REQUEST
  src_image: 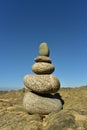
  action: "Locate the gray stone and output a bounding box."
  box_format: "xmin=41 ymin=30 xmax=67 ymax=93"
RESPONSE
xmin=34 ymin=56 xmax=52 ymax=63
xmin=23 ymin=91 xmax=63 ymax=114
xmin=23 ymin=75 xmax=60 ymax=94
xmin=32 ymin=62 xmax=55 ymax=74
xmin=39 ymin=42 xmax=50 ymax=56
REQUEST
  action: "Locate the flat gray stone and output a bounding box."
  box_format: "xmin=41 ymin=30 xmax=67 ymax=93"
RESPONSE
xmin=23 ymin=91 xmax=63 ymax=114
xmin=23 ymin=75 xmax=60 ymax=94
xmin=32 ymin=62 xmax=55 ymax=74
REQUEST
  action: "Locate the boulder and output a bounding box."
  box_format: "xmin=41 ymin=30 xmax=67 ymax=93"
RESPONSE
xmin=23 ymin=91 xmax=63 ymax=114
xmin=23 ymin=75 xmax=60 ymax=94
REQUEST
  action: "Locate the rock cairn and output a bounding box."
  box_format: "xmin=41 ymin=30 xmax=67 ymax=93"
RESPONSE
xmin=23 ymin=42 xmax=63 ymax=115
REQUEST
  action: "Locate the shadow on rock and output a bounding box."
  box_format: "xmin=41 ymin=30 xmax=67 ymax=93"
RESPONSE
xmin=32 ymin=91 xmax=64 ymax=106
xmin=53 ymin=93 xmax=64 ymax=105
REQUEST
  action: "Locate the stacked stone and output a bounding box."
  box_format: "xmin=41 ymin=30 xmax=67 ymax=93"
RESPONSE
xmin=23 ymin=42 xmax=63 ymax=115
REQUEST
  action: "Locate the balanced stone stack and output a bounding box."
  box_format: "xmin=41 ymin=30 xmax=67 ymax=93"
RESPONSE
xmin=23 ymin=42 xmax=63 ymax=115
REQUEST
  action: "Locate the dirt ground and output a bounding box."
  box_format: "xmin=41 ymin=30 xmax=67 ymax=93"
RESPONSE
xmin=0 ymin=86 xmax=87 ymax=130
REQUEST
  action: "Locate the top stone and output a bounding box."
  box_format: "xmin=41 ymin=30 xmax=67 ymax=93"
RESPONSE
xmin=39 ymin=42 xmax=50 ymax=56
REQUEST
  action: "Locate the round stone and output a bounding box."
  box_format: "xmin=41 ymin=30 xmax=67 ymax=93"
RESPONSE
xmin=39 ymin=42 xmax=50 ymax=56
xmin=23 ymin=75 xmax=60 ymax=94
xmin=32 ymin=62 xmax=55 ymax=74
xmin=23 ymin=91 xmax=63 ymax=114
xmin=34 ymin=56 xmax=52 ymax=63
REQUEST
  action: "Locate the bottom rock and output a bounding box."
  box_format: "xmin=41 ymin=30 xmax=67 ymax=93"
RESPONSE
xmin=23 ymin=91 xmax=63 ymax=115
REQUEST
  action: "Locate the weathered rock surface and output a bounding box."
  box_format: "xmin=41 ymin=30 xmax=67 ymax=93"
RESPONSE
xmin=0 ymin=86 xmax=87 ymax=130
xmin=34 ymin=56 xmax=52 ymax=63
xmin=24 ymin=75 xmax=60 ymax=93
xmin=32 ymin=62 xmax=55 ymax=74
xmin=23 ymin=91 xmax=63 ymax=114
xmin=39 ymin=42 xmax=50 ymax=56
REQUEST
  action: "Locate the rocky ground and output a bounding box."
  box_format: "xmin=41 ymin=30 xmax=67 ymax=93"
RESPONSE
xmin=0 ymin=86 xmax=87 ymax=130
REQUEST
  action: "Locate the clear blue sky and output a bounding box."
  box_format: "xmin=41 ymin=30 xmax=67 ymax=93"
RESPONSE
xmin=0 ymin=0 xmax=87 ymax=90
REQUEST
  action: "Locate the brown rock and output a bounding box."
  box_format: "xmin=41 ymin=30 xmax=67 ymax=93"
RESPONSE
xmin=34 ymin=56 xmax=52 ymax=63
xmin=23 ymin=75 xmax=60 ymax=94
xmin=32 ymin=62 xmax=55 ymax=74
xmin=23 ymin=91 xmax=63 ymax=114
